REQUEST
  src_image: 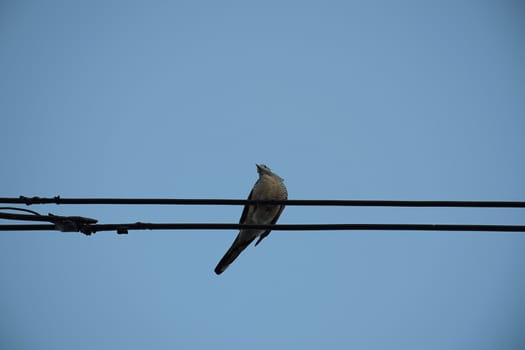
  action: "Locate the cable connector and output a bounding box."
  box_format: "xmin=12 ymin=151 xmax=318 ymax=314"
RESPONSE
xmin=48 ymin=213 xmax=98 ymax=233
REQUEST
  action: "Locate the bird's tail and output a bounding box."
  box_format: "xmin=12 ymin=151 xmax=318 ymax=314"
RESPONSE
xmin=214 ymin=235 xmax=254 ymax=275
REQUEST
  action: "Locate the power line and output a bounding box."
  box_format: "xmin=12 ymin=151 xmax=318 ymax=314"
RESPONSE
xmin=2 ymin=196 xmax=525 ymax=208
xmin=1 ymin=223 xmax=524 ymax=235
xmin=0 ymin=209 xmax=97 ymax=232
xmin=1 ymin=196 xmax=524 ymax=234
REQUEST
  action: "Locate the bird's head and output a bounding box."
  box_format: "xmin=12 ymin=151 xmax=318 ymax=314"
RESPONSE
xmin=256 ymin=163 xmax=272 ymax=175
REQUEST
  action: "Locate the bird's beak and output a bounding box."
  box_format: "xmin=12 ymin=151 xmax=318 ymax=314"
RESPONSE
xmin=256 ymin=163 xmax=262 ymax=170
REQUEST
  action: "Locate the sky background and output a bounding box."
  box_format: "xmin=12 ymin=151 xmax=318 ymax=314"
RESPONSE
xmin=1 ymin=1 xmax=524 ymax=349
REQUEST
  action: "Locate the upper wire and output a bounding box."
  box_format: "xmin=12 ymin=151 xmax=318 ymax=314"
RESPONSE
xmin=0 ymin=196 xmax=524 ymax=208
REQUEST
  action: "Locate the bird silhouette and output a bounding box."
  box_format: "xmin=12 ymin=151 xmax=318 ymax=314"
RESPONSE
xmin=214 ymin=164 xmax=287 ymax=275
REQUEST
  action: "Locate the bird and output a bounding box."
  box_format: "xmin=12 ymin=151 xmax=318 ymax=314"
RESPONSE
xmin=214 ymin=164 xmax=288 ymax=275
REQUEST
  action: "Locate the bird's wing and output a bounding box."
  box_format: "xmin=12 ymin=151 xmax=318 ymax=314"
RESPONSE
xmin=254 ymin=204 xmax=285 ymax=247
xmin=238 ymin=188 xmax=254 ymax=224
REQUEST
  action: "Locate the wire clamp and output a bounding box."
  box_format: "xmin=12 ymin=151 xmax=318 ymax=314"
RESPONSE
xmin=48 ymin=214 xmax=98 ymax=233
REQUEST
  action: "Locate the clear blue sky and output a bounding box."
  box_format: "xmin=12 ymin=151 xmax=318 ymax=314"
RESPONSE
xmin=1 ymin=1 xmax=524 ymax=349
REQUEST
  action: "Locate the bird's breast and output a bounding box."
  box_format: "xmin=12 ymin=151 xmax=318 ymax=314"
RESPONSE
xmin=252 ymin=175 xmax=288 ymax=200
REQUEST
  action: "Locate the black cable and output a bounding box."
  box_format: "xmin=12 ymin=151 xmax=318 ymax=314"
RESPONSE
xmin=0 ymin=225 xmax=56 ymax=231
xmin=1 ymin=196 xmax=524 ymax=208
xmin=1 ymin=223 xmax=524 ymax=234
xmin=0 ymin=207 xmax=41 ymax=216
xmin=0 ymin=212 xmax=50 ymax=222
xmin=0 ymin=211 xmax=98 ymax=232
xmin=2 ymin=196 xmax=523 ymax=234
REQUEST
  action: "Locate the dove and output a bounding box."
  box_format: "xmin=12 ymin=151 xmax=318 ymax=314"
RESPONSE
xmin=214 ymin=164 xmax=287 ymax=275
